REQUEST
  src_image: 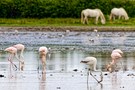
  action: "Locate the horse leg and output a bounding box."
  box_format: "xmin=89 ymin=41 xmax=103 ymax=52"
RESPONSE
xmin=110 ymin=13 xmax=112 ymax=21
xmin=83 ymin=17 xmax=86 ymax=24
xmin=95 ymin=17 xmax=99 ymax=24
xmin=118 ymin=15 xmax=121 ymax=19
xmin=81 ymin=17 xmax=84 ymax=24
xmin=85 ymin=17 xmax=88 ymax=24
xmin=113 ymin=15 xmax=115 ymax=21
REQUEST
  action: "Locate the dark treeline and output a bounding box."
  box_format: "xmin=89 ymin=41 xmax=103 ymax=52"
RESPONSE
xmin=0 ymin=0 xmax=135 ymax=18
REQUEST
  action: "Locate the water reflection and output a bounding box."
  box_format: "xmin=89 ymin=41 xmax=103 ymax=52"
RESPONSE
xmin=39 ymin=73 xmax=46 ymax=90
xmin=1 ymin=47 xmax=135 ymax=90
xmin=1 ymin=49 xmax=135 ymax=73
xmin=87 ymin=83 xmax=103 ymax=90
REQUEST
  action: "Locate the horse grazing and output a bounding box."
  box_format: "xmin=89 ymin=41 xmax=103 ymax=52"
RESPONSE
xmin=81 ymin=9 xmax=106 ymax=24
xmin=110 ymin=7 xmax=129 ymax=21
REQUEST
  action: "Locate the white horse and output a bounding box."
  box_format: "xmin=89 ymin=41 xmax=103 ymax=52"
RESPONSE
xmin=81 ymin=9 xmax=106 ymax=24
xmin=110 ymin=7 xmax=129 ymax=21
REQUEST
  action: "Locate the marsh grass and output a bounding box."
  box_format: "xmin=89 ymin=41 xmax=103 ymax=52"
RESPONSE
xmin=0 ymin=18 xmax=135 ymax=27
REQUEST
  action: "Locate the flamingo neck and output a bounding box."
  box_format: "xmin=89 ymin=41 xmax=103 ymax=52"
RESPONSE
xmin=111 ymin=59 xmax=116 ymax=65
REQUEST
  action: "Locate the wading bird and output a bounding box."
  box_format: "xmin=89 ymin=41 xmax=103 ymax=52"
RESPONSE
xmin=39 ymin=46 xmax=48 ymax=74
xmin=107 ymin=49 xmax=123 ymax=73
xmin=13 ymin=44 xmax=25 ymax=71
xmin=5 ymin=44 xmax=25 ymax=71
xmin=5 ymin=46 xmax=19 ymax=72
xmin=81 ymin=57 xmax=103 ymax=83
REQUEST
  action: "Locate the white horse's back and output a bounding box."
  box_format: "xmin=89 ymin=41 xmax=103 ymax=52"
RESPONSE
xmin=81 ymin=8 xmax=106 ymax=24
xmin=110 ymin=7 xmax=129 ymax=20
xmin=82 ymin=9 xmax=100 ymax=17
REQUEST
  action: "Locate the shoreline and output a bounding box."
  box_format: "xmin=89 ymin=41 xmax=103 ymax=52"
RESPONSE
xmin=1 ymin=26 xmax=135 ymax=32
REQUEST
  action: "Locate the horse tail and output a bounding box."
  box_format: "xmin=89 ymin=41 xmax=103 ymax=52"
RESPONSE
xmin=81 ymin=10 xmax=84 ymax=24
xmin=96 ymin=9 xmax=106 ymax=24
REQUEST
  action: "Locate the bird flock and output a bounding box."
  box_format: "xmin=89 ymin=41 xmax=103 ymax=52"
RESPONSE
xmin=4 ymin=43 xmax=123 ymax=83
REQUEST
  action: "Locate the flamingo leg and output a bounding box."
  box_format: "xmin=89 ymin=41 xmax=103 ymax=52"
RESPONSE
xmin=42 ymin=61 xmax=46 ymax=74
xmin=8 ymin=54 xmax=17 ymax=71
xmin=11 ymin=54 xmax=18 ymax=71
xmin=87 ymin=69 xmax=89 ymax=84
xmin=8 ymin=54 xmax=13 ymax=72
xmin=87 ymin=70 xmax=90 ymax=90
xmin=8 ymin=54 xmax=14 ymax=78
xmin=89 ymin=70 xmax=103 ymax=83
xmin=17 ymin=51 xmax=24 ymax=71
xmin=120 ymin=60 xmax=124 ymax=72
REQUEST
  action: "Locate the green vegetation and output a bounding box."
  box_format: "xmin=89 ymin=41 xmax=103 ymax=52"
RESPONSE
xmin=0 ymin=0 xmax=135 ymax=18
xmin=0 ymin=0 xmax=135 ymax=28
xmin=0 ymin=18 xmax=135 ymax=27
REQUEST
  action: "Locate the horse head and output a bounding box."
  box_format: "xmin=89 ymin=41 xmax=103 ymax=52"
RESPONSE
xmin=124 ymin=15 xmax=129 ymax=20
xmin=96 ymin=9 xmax=106 ymax=24
xmin=121 ymin=8 xmax=129 ymax=20
xmin=101 ymin=19 xmax=106 ymax=24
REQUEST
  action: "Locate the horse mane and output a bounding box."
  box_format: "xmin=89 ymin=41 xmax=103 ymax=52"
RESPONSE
xmin=120 ymin=8 xmax=129 ymax=20
xmin=95 ymin=9 xmax=106 ymax=24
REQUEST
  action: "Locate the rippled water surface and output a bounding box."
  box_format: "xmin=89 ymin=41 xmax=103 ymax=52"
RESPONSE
xmin=1 ymin=30 xmax=135 ymax=90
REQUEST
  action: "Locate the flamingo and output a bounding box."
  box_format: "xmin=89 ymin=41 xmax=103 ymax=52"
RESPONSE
xmin=5 ymin=46 xmax=19 ymax=70
xmin=5 ymin=44 xmax=25 ymax=71
xmin=107 ymin=49 xmax=123 ymax=73
xmin=13 ymin=44 xmax=25 ymax=71
xmin=39 ymin=46 xmax=48 ymax=74
xmin=81 ymin=57 xmax=103 ymax=83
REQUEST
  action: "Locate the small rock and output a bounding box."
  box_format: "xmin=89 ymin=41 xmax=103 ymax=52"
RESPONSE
xmin=72 ymin=75 xmax=74 ymax=77
xmin=73 ymin=69 xmax=78 ymax=72
xmin=50 ymin=74 xmax=53 ymax=76
xmin=0 ymin=74 xmax=4 ymax=77
xmin=57 ymin=87 xmax=61 ymax=89
xmin=81 ymin=74 xmax=83 ymax=76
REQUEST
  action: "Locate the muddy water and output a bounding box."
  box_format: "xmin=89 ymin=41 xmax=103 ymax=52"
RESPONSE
xmin=0 ymin=31 xmax=135 ymax=90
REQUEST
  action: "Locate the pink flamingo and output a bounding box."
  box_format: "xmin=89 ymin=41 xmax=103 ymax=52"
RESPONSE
xmin=5 ymin=46 xmax=19 ymax=71
xmin=107 ymin=49 xmax=123 ymax=73
xmin=39 ymin=46 xmax=48 ymax=74
xmin=5 ymin=44 xmax=25 ymax=71
xmin=81 ymin=57 xmax=103 ymax=83
xmin=13 ymin=44 xmax=25 ymax=71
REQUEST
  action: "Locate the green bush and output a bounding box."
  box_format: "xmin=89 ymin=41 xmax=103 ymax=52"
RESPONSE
xmin=0 ymin=0 xmax=135 ymax=18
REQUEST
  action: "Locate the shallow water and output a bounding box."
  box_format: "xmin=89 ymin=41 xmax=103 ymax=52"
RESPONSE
xmin=1 ymin=31 xmax=135 ymax=90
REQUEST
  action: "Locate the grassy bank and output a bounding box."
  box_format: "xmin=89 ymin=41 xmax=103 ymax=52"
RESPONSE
xmin=0 ymin=18 xmax=135 ymax=31
xmin=0 ymin=18 xmax=135 ymax=26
